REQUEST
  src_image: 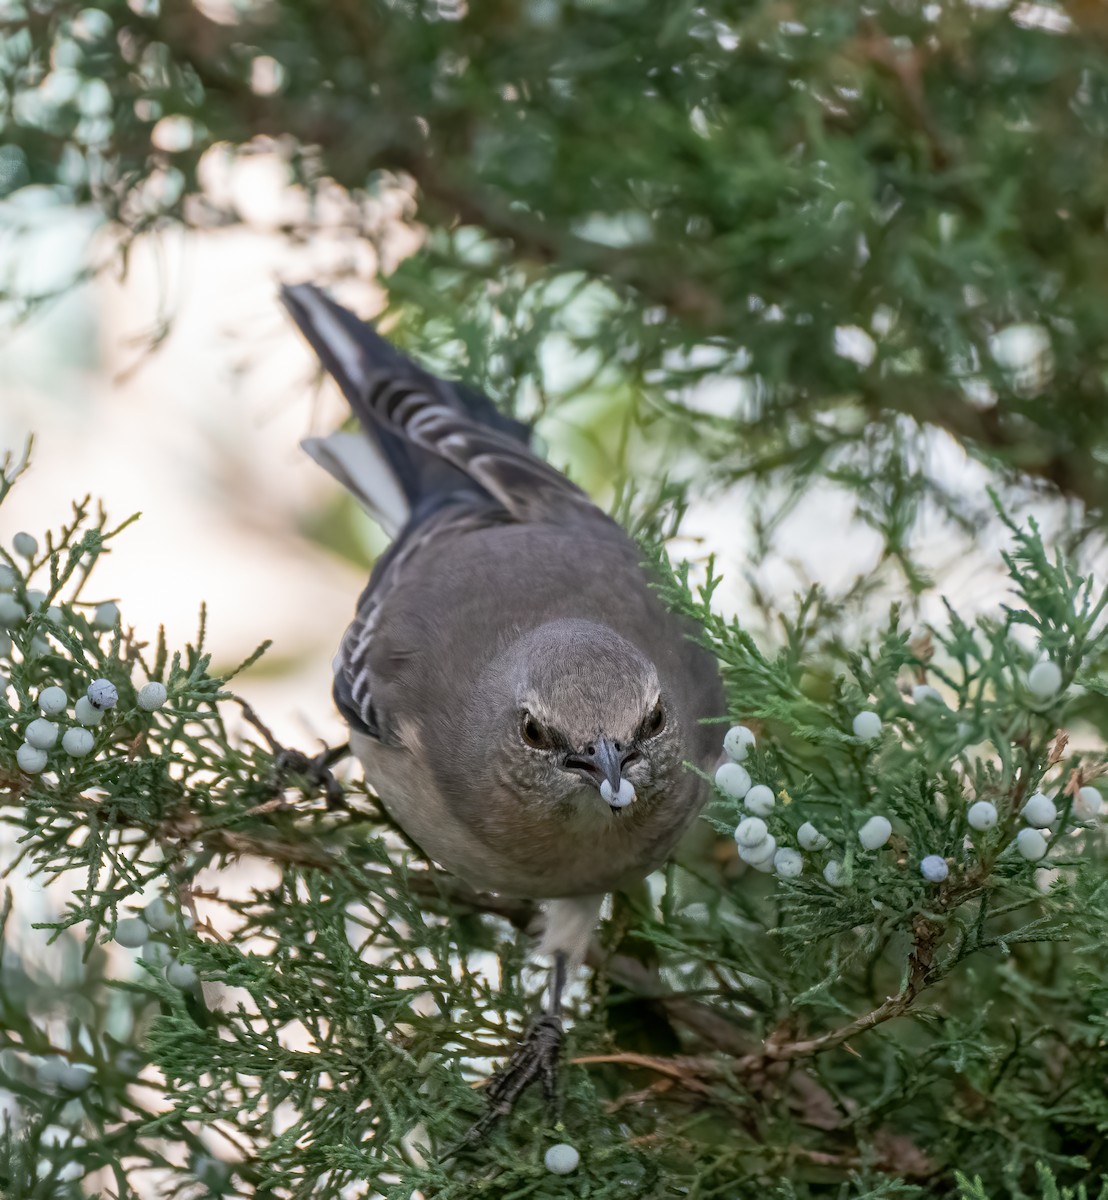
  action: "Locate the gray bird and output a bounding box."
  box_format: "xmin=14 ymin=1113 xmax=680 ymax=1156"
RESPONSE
xmin=281 ymin=284 xmax=724 ymax=1129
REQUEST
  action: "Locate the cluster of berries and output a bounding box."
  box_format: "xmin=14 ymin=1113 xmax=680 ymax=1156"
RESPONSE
xmin=16 ymin=679 xmax=120 ymax=772
xmin=715 ymin=726 xmax=806 ymax=879
xmin=2 ymin=559 xmax=172 ymax=775
xmin=0 ymin=532 xmax=123 ymax=661
xmin=716 ymin=722 xmax=896 ymax=883
xmin=113 ymin=896 xmax=199 ymax=990
xmin=14 ymin=677 xmax=169 ymax=774
xmin=716 ymin=702 xmax=1103 ymax=887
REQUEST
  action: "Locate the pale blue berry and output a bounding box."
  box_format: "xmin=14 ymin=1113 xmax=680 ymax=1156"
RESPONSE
xmin=137 ymin=681 xmax=168 ymax=711
xmin=25 ymin=717 xmax=58 ymax=750
xmin=142 ymin=942 xmax=172 ymax=968
xmin=544 ymin=1143 xmax=580 ymax=1175
xmin=735 ymin=816 xmax=768 ymax=848
xmin=16 ymin=743 xmax=48 ymax=773
xmin=87 ymin=679 xmax=118 ymax=710
xmin=744 ymin=784 xmax=775 ymax=816
xmin=12 ymin=532 xmax=37 ymax=558
xmin=114 ymin=918 xmax=148 ymax=948
xmin=0 ymin=564 xmax=15 ymax=590
xmin=797 ymin=821 xmax=829 ymax=851
xmin=723 ymin=724 xmax=755 ymax=762
xmin=37 ymin=686 xmax=68 ymax=715
xmin=715 ymin=761 xmax=752 ymax=800
xmin=852 ymin=710 xmax=882 ymax=740
xmin=38 ymin=1059 xmax=92 ymax=1092
xmin=116 ymin=1049 xmax=144 ymax=1076
xmin=192 ymin=1154 xmax=230 ymax=1188
xmin=1020 ymin=792 xmax=1056 ymax=828
xmin=1075 ymin=786 xmax=1104 ymax=820
xmin=166 ymin=960 xmax=199 ymax=989
xmin=143 ymin=897 xmax=175 ymax=932
xmin=1016 ymin=827 xmax=1048 ymax=861
xmin=600 ymin=777 xmax=636 ymax=808
xmin=36 ymin=1058 xmax=71 ymax=1088
xmin=92 ymin=601 xmax=120 ymax=630
xmin=1034 ymin=866 xmax=1059 ymax=894
xmin=58 ymin=1064 xmax=93 ymax=1092
xmin=74 ymin=696 xmax=104 ymax=726
xmin=911 ymin=684 xmax=944 ymax=707
xmin=739 ymin=834 xmax=776 ymax=866
xmin=919 ymin=855 xmax=949 ymax=883
xmin=0 ymin=594 xmax=26 ymax=627
xmin=62 ymin=727 xmax=95 ymax=757
xmin=858 ymin=815 xmax=892 ymax=850
xmin=773 ymin=848 xmax=804 ymax=878
xmin=1026 ymin=660 xmax=1063 ymax=699
xmin=25 ymin=589 xmax=46 ymax=611
xmin=823 ymin=860 xmax=846 ymax=887
xmin=967 ymin=800 xmax=998 ymax=831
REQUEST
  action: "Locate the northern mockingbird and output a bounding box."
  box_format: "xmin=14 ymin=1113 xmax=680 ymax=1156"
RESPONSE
xmin=281 ymin=284 xmax=724 ymax=1132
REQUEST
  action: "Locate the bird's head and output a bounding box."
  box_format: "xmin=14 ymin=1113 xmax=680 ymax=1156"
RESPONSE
xmin=478 ymin=618 xmax=683 ymax=816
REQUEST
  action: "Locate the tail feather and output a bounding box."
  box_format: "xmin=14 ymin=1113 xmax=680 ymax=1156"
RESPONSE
xmin=301 ymin=432 xmax=409 ymax=537
xmin=282 ymin=283 xmax=589 ymax=524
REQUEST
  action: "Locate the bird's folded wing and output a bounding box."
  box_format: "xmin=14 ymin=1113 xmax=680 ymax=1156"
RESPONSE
xmin=331 ymin=497 xmax=508 ymax=746
xmin=357 ymin=375 xmax=592 ymax=522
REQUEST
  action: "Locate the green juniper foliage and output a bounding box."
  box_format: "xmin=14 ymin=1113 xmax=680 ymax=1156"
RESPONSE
xmin=2 ymin=434 xmax=1108 ymax=1198
xmin=4 ymin=0 xmax=1108 ymax=1196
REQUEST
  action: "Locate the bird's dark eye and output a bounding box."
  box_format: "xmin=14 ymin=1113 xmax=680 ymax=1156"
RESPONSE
xmin=520 ymin=712 xmax=555 ymax=751
xmin=643 ymin=701 xmax=666 ymax=738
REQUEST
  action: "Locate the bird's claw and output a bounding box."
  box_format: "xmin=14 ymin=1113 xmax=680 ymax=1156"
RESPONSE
xmin=487 ymin=1012 xmax=564 ymax=1112
xmin=236 ymin=699 xmax=350 ymax=811
xmin=272 ymin=744 xmax=349 ymax=811
xmin=457 ymin=1013 xmax=564 ymax=1147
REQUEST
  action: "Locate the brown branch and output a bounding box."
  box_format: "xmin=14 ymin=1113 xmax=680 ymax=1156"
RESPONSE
xmin=386 ymin=151 xmax=725 ymax=325
xmin=855 ymin=18 xmax=955 ymax=170
xmin=571 ymin=1051 xmax=722 ymax=1084
xmin=199 ymin=828 xmax=340 ymax=870
xmin=755 ymin=916 xmax=940 ymax=1065
xmin=605 ymin=1076 xmax=674 ymax=1113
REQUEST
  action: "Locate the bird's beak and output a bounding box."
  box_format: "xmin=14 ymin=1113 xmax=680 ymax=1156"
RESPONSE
xmin=588 ymin=729 xmax=624 ymax=796
xmin=565 ymin=736 xmax=636 ymax=808
xmin=575 ymin=735 xmax=623 ymax=794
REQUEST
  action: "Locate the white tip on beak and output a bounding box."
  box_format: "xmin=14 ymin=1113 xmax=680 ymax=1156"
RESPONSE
xmin=600 ymin=778 xmax=636 ymax=809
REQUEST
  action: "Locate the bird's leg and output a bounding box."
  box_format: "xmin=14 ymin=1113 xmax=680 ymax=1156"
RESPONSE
xmin=272 ymin=742 xmax=351 ymax=811
xmin=236 ymin=699 xmax=351 ymax=811
xmin=463 ymin=952 xmax=567 ymax=1142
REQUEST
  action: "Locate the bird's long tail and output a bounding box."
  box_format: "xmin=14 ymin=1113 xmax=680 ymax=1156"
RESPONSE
xmin=281 ymin=283 xmax=542 ymax=535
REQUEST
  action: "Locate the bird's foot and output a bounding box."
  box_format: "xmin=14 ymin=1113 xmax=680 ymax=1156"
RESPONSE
xmin=272 ymin=743 xmax=350 ymax=811
xmin=459 ymin=1013 xmax=564 ymax=1147
xmin=236 ymin=699 xmax=350 ymax=810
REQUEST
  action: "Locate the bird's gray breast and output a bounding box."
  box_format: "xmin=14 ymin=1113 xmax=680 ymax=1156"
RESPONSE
xmin=344 ymin=515 xmax=722 ymax=898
